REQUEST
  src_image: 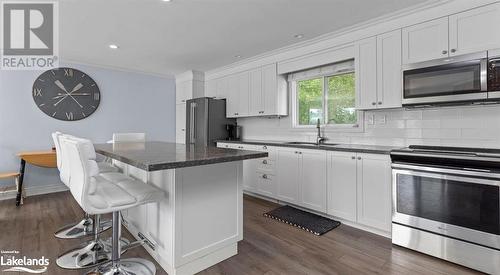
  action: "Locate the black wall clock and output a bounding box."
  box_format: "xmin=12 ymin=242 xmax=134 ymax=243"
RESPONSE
xmin=32 ymin=67 xmax=101 ymax=121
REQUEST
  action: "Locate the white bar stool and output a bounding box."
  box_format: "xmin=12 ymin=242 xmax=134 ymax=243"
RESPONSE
xmin=65 ymin=138 xmax=165 ymax=275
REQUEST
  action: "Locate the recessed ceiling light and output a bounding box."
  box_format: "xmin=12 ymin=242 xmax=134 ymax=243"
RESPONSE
xmin=162 ymin=0 xmax=172 ymax=2
xmin=294 ymin=34 xmax=304 ymax=39
xmin=234 ymin=55 xmax=242 ymax=58
xmin=109 ymin=44 xmax=119 ymax=49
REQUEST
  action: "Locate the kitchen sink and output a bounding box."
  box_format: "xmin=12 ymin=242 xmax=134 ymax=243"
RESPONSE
xmin=284 ymin=141 xmax=319 ymax=146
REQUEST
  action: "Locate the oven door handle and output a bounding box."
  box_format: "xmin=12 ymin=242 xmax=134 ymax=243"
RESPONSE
xmin=391 ymin=163 xmax=500 ymax=182
xmin=480 ymin=58 xmax=488 ymax=91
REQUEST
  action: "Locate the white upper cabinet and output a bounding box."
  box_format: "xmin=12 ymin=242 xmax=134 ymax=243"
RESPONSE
xmin=299 ymin=149 xmax=327 ymax=213
xmin=376 ymin=29 xmax=402 ymax=109
xmin=225 ymin=74 xmax=238 ymax=117
xmin=403 ymin=3 xmax=500 ymax=64
xmin=249 ymin=68 xmax=263 ymax=116
xmin=237 ymin=71 xmax=250 ymax=116
xmin=211 ymin=63 xmax=287 ymax=118
xmin=402 ymin=17 xmax=449 ymax=64
xmin=226 ymin=71 xmax=250 ymax=118
xmin=356 ymin=31 xmax=403 ymax=110
xmin=449 ymin=3 xmax=500 ymax=56
xmin=355 ymin=36 xmax=378 ymax=110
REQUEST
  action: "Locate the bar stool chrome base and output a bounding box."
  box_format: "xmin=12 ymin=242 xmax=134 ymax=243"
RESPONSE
xmin=56 ymin=238 xmax=130 ymax=269
xmin=54 ymin=216 xmax=112 ymax=239
xmin=90 ymin=258 xmax=156 ymax=275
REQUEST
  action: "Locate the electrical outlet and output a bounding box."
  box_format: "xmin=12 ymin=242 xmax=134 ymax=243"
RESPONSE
xmin=367 ymin=114 xmax=375 ymax=125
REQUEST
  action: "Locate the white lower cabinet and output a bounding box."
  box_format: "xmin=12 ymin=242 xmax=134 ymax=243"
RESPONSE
xmin=256 ymin=172 xmax=275 ymax=197
xmin=327 ymin=151 xmax=357 ymax=221
xmin=299 ymin=149 xmax=327 ymax=212
xmin=327 ymin=151 xmax=392 ymax=233
xmin=276 ymin=148 xmax=327 ymax=212
xmin=356 ymin=153 xmax=392 ymax=232
xmin=217 ymin=142 xmax=391 ymax=235
xmin=276 ymin=148 xmax=300 ymax=204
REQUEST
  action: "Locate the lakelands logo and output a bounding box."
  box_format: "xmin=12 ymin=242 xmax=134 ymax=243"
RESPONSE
xmin=1 ymin=1 xmax=59 ymax=70
xmin=1 ymin=250 xmax=49 ymax=273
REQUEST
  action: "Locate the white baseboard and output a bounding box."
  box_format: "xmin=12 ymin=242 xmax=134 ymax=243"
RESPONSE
xmin=0 ymin=184 xmax=68 ymax=201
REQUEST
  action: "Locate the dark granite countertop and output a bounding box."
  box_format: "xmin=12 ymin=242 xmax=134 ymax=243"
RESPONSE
xmin=216 ymin=139 xmax=401 ymax=155
xmin=95 ymin=141 xmax=268 ymax=171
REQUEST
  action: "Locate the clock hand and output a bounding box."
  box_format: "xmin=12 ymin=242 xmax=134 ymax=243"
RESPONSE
xmin=70 ymin=83 xmax=83 ymax=93
xmin=54 ymin=80 xmax=68 ymax=93
xmin=53 ymin=81 xmax=84 ymax=108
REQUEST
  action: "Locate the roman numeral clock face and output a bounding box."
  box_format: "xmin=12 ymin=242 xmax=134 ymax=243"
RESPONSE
xmin=32 ymin=68 xmax=101 ymax=121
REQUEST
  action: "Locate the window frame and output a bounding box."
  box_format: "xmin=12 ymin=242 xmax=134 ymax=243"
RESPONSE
xmin=291 ymin=70 xmax=363 ymax=132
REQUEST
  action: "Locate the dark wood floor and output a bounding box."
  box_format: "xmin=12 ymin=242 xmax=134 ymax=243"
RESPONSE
xmin=0 ymin=191 xmax=481 ymax=275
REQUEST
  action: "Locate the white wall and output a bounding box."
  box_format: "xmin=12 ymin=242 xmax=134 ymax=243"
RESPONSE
xmin=238 ymin=104 xmax=500 ymax=149
xmin=0 ymin=63 xmax=175 ymax=188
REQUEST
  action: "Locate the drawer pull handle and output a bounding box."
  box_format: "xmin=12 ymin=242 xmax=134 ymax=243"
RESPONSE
xmin=351 ymin=156 xmax=355 ymax=159
xmin=357 ymin=157 xmax=361 ymax=160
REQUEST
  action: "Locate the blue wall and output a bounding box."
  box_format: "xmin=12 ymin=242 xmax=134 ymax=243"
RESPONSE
xmin=0 ymin=63 xmax=175 ymax=188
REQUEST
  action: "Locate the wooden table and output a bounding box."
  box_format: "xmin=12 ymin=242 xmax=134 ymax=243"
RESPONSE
xmin=16 ymin=150 xmax=57 ymax=206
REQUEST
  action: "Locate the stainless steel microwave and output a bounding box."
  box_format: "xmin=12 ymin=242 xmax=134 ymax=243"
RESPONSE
xmin=402 ymin=51 xmax=500 ymax=106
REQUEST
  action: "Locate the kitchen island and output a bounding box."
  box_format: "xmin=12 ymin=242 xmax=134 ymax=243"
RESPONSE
xmin=95 ymin=141 xmax=267 ymax=275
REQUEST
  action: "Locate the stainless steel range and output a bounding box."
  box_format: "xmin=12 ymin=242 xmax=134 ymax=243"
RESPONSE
xmin=391 ymin=146 xmax=500 ymax=274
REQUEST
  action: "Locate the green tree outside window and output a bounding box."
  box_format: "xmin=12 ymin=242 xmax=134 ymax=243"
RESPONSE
xmin=296 ymin=72 xmax=356 ymax=126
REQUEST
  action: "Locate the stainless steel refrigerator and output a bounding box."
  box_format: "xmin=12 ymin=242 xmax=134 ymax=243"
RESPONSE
xmin=185 ymin=97 xmax=236 ymax=146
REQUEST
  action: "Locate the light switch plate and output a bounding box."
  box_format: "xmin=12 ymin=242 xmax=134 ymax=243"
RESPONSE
xmin=377 ymin=114 xmax=387 ymax=125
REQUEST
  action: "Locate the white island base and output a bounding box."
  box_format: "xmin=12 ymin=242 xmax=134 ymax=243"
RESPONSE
xmin=114 ymin=160 xmax=243 ymax=275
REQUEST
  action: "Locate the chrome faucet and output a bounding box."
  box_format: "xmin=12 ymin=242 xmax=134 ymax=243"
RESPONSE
xmin=316 ymin=119 xmax=326 ymax=145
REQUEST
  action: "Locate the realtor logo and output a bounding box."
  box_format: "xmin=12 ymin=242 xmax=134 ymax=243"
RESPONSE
xmin=1 ymin=1 xmax=59 ymax=70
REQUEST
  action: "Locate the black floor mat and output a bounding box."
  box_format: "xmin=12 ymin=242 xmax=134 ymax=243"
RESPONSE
xmin=264 ymin=205 xmax=341 ymax=236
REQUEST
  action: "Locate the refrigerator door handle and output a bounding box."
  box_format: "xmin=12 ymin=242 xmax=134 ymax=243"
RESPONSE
xmin=189 ymin=103 xmax=197 ymax=144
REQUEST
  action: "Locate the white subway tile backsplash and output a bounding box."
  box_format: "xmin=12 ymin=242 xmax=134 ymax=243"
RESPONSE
xmin=238 ymin=104 xmax=500 ymax=148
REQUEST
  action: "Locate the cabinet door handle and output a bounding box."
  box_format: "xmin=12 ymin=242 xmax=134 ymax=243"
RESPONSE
xmin=378 ymin=101 xmax=382 ymax=105
xmin=262 ymin=145 xmax=267 ymax=149
xmin=372 ymin=102 xmax=376 ymax=106
xmin=262 ymin=174 xmax=268 ymax=179
xmin=351 ymin=156 xmax=355 ymax=159
xmin=262 ymin=160 xmax=268 ymax=164
xmin=181 ymin=99 xmax=186 ymax=102
xmin=442 ymin=50 xmax=448 ymax=54
xmin=450 ymin=49 xmax=456 ymax=53
xmin=357 ymin=157 xmax=361 ymax=160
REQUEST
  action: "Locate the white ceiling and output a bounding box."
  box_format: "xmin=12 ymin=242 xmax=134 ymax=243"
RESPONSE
xmin=60 ymin=0 xmax=436 ymax=76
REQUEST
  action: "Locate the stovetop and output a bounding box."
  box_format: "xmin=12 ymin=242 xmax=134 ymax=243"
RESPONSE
xmin=392 ymin=145 xmax=500 ymax=158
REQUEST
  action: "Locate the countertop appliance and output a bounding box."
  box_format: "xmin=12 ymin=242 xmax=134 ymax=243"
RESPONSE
xmin=185 ymin=97 xmax=235 ymax=146
xmin=402 ymin=50 xmax=500 ymax=106
xmin=226 ymin=123 xmax=241 ymax=141
xmin=390 ymin=145 xmax=500 ymax=274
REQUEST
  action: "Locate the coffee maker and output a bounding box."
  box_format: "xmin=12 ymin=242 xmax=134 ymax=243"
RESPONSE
xmin=226 ymin=123 xmax=242 ymax=141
